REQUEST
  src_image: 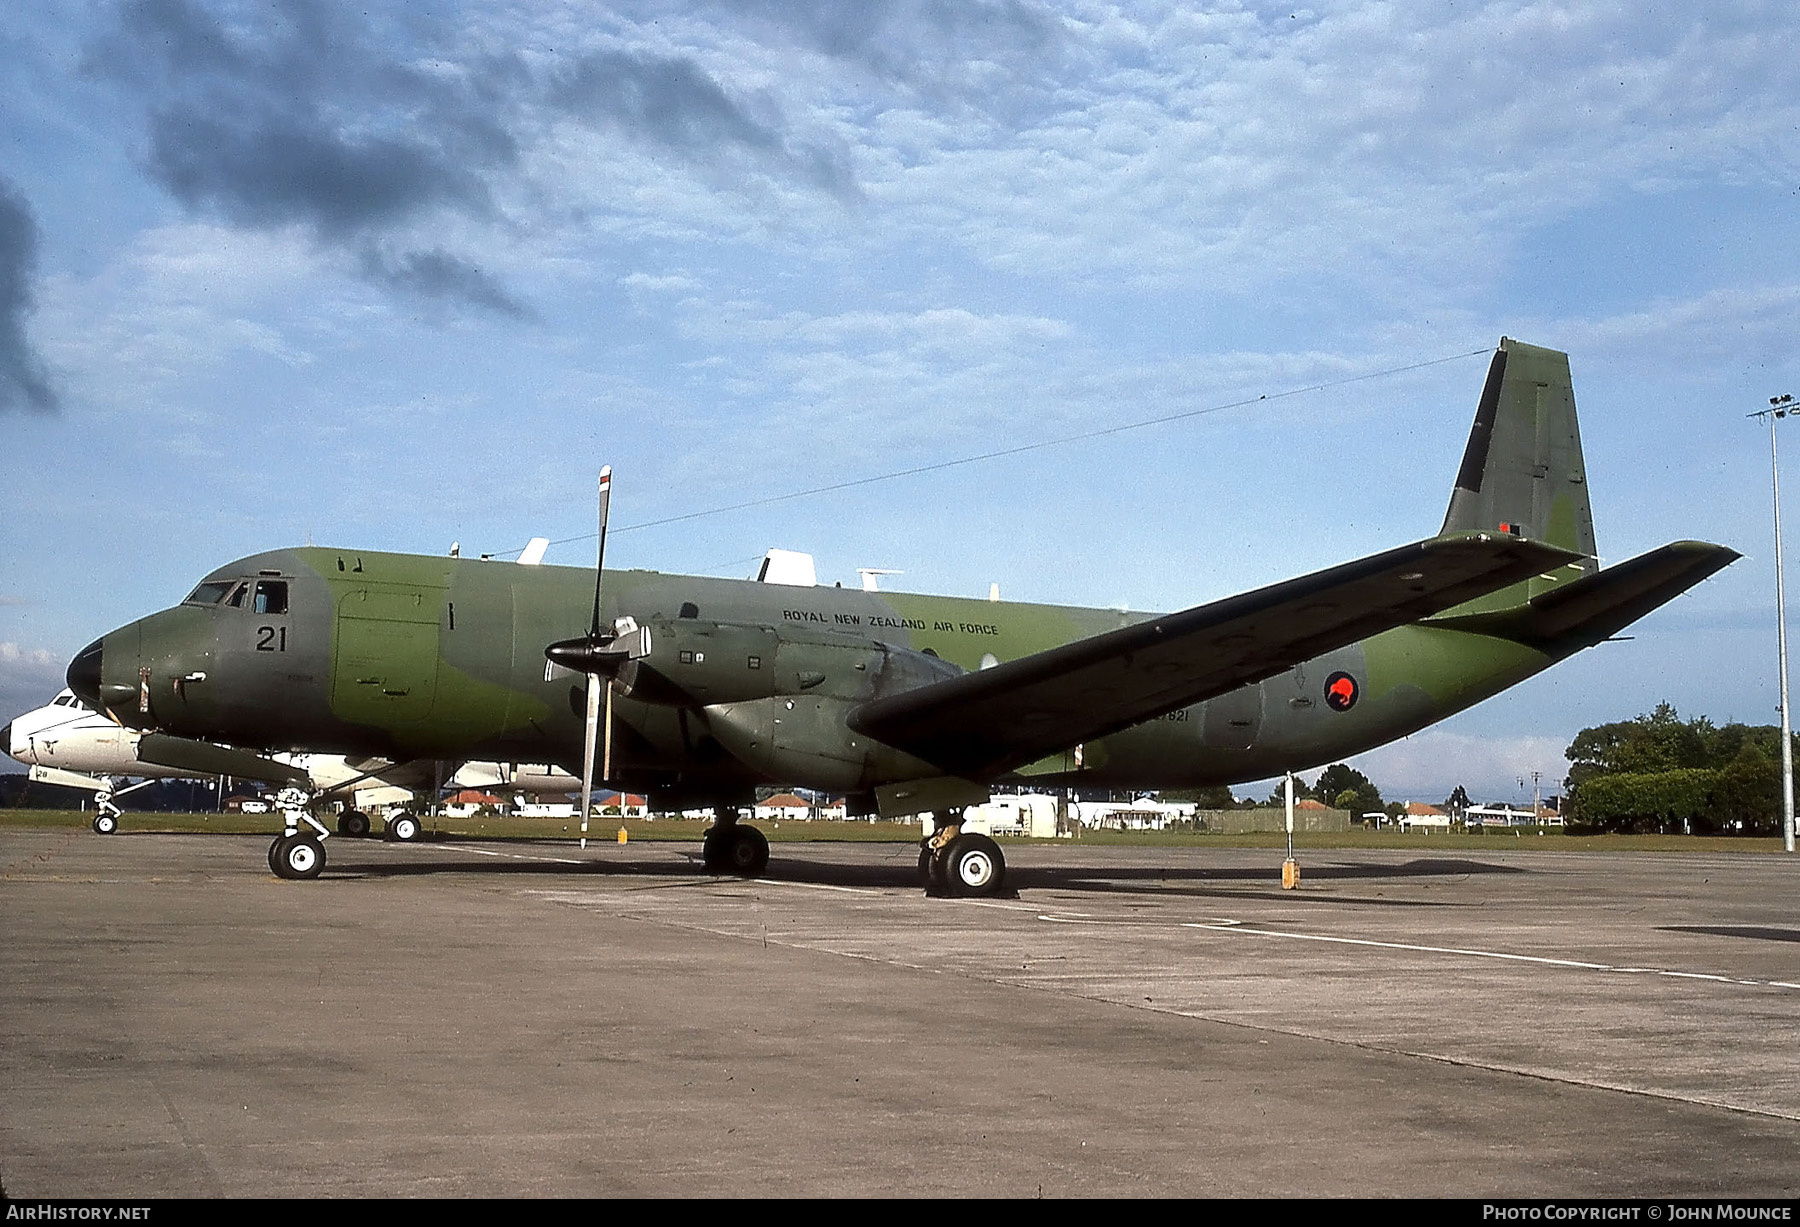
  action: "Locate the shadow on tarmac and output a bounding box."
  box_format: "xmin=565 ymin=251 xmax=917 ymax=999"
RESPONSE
xmin=1661 ymin=924 xmax=1800 ymax=944
xmin=296 ymin=833 xmax=1523 ymax=906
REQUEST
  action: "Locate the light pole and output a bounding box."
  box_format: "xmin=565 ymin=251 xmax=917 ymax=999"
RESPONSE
xmin=1751 ymin=394 xmax=1797 ymax=853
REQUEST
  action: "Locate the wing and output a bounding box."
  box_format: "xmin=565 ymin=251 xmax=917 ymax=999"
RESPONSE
xmin=847 ymin=533 xmax=1582 ymax=779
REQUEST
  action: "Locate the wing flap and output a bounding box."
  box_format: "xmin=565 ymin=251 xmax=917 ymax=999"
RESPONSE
xmin=847 ymin=533 xmax=1581 ymax=779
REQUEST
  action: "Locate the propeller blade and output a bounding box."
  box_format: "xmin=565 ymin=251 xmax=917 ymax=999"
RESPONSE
xmin=603 ymin=678 xmax=615 ymax=788
xmin=579 ymin=671 xmax=601 ymax=849
xmin=590 ymin=466 xmax=612 ymax=639
xmin=557 ymin=466 xmax=614 ymax=853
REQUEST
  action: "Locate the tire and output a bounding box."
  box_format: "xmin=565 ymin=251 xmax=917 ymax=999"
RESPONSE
xmin=725 ymin=825 xmax=770 ymax=877
xmin=943 ymin=833 xmax=1006 ymax=898
xmin=338 ymin=810 xmax=371 ymax=839
xmin=268 ymin=835 xmax=288 ymax=875
xmin=273 ymin=835 xmax=325 ymax=880
xmin=92 ymin=813 xmax=118 ymax=835
xmin=701 ymin=828 xmax=729 ymax=871
xmin=918 ymin=845 xmax=948 ymax=890
xmin=387 ymin=813 xmax=422 ymax=842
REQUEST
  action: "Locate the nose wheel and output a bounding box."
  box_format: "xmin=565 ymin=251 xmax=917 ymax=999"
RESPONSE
xmin=267 ymin=786 xmax=329 ymax=880
xmin=269 ymin=833 xmax=326 ymax=880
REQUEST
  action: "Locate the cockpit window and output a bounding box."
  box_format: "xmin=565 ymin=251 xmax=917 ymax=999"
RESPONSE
xmin=252 ymin=580 xmax=289 ymax=615
xmin=227 ymin=583 xmax=247 ymax=608
xmin=184 ymin=581 xmax=235 ymax=605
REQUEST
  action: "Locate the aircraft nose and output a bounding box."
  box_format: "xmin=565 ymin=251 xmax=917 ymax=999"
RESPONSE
xmin=67 ymin=637 xmax=104 ymax=710
xmin=0 ymin=721 xmax=12 ymax=759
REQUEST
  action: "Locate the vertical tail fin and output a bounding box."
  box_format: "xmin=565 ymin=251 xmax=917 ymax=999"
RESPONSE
xmin=1438 ymin=338 xmax=1597 ymax=610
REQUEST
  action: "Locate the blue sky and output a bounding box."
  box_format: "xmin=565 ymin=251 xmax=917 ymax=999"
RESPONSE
xmin=2 ymin=1 xmax=1796 ymax=804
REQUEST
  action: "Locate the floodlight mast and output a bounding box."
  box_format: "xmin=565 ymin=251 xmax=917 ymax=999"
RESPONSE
xmin=1751 ymin=395 xmax=1798 ymax=854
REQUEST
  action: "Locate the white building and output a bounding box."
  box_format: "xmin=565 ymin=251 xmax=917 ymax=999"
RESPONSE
xmin=1073 ymin=798 xmax=1196 ymax=831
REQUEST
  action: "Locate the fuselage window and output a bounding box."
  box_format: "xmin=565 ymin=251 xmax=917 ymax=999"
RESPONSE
xmin=184 ymin=581 xmax=235 ymax=605
xmin=252 ymin=581 xmax=289 ymax=615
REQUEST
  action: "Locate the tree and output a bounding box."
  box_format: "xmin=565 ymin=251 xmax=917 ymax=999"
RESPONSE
xmin=1708 ymin=744 xmax=1781 ymax=836
xmin=1264 ymin=777 xmax=1316 ymax=807
xmin=1564 ymin=705 xmax=1798 ymax=834
xmin=1316 ymin=764 xmax=1384 ymax=817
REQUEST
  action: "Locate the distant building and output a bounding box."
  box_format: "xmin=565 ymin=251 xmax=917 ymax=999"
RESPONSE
xmin=1466 ymin=804 xmax=1561 ymax=828
xmin=443 ymin=789 xmax=504 ymax=817
xmin=594 ymin=790 xmax=648 ymax=817
xmin=1401 ymin=802 xmax=1451 ymax=831
xmin=755 ymin=793 xmax=813 ymax=821
xmin=1073 ymin=798 xmax=1197 ymax=831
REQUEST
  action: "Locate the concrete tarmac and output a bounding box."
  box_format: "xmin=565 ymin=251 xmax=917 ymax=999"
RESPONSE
xmin=2 ymin=828 xmax=1797 ymax=1198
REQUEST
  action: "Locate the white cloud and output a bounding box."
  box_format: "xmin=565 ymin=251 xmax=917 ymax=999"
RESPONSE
xmin=0 ymin=641 xmax=66 ymax=733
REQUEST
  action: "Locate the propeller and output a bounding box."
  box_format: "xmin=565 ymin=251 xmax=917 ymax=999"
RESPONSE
xmin=544 ymin=467 xmax=623 ymax=849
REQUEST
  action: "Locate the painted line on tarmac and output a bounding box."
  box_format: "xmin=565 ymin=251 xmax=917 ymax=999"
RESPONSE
xmin=756 ymin=878 xmax=877 ymax=895
xmin=1172 ymin=919 xmax=1800 ymax=992
xmin=430 ymin=842 xmax=586 ymax=865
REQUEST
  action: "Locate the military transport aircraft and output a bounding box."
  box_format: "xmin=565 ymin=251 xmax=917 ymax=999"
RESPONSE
xmin=64 ymin=339 xmax=1737 ymax=893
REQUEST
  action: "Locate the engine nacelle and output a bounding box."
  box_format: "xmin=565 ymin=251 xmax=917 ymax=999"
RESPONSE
xmin=692 ymin=631 xmax=966 ymax=790
xmin=615 ymin=620 xmax=783 ymax=707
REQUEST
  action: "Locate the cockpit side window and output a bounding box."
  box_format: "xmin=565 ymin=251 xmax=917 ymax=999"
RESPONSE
xmin=252 ymin=581 xmax=289 ymax=615
xmin=184 ymin=581 xmax=235 ymax=606
xmin=227 ymin=583 xmax=247 ymax=608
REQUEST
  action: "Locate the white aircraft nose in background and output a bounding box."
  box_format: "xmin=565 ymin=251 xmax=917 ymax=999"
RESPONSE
xmin=4 ymin=688 xmax=133 ymax=770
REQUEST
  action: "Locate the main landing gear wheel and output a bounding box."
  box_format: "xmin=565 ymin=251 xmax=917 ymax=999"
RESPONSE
xmin=918 ymin=845 xmax=947 ymax=890
xmin=92 ymin=813 xmax=118 ymax=835
xmin=386 ymin=813 xmax=422 ymax=842
xmin=702 ymin=826 xmax=728 ymax=871
xmin=270 ymin=834 xmax=325 ymax=880
xmin=942 ymin=833 xmax=1006 ymax=898
xmin=705 ymin=825 xmax=769 ymax=876
xmin=337 ymin=810 xmax=371 ymax=838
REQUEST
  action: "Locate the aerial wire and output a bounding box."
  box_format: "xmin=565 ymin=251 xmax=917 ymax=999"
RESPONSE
xmin=484 ymin=344 xmax=1494 ymax=561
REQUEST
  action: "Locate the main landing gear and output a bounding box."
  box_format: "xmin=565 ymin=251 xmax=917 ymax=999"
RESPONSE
xmin=918 ymin=810 xmax=1007 ymax=898
xmin=701 ymin=807 xmax=770 ymax=877
xmin=267 ymin=786 xmax=329 ymax=880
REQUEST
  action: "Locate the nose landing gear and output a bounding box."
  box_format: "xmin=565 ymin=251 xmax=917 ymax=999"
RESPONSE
xmin=267 ymin=786 xmax=330 ymax=880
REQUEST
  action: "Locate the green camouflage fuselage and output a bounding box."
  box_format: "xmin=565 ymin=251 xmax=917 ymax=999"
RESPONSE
xmin=90 ymin=544 xmax=1554 ymax=806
